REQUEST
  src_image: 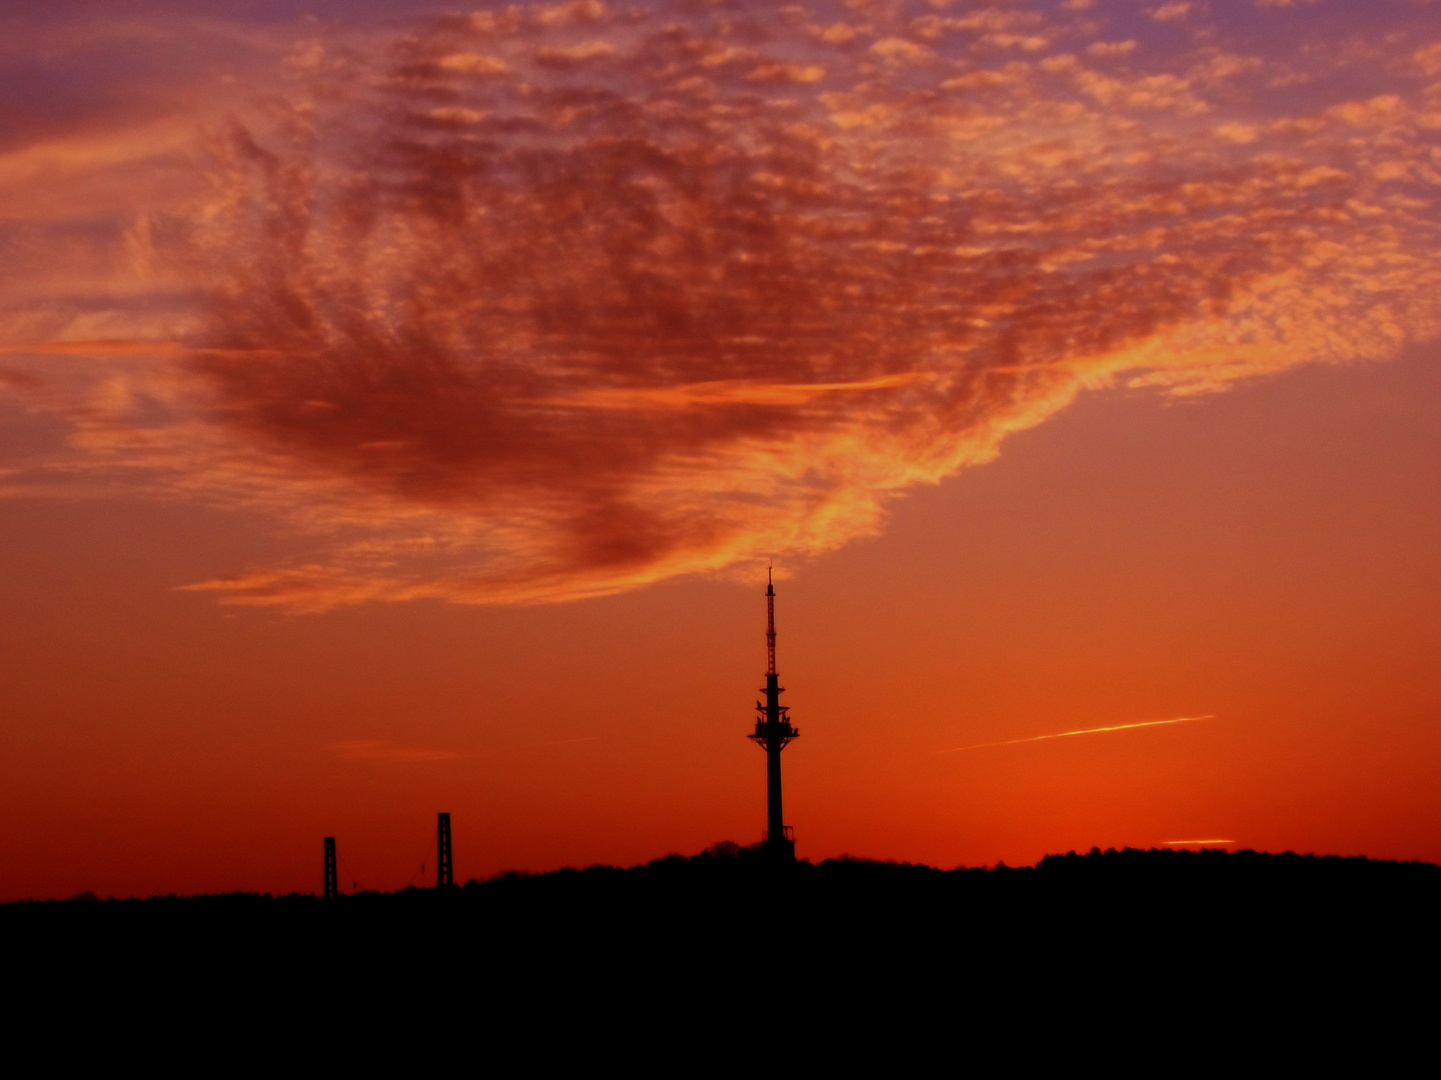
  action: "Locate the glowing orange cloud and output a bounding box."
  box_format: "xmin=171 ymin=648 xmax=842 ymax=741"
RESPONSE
xmin=1 ymin=2 xmax=1439 ymax=609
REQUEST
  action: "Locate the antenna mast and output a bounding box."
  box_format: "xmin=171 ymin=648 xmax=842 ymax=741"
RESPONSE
xmin=766 ymin=567 xmax=777 ymax=676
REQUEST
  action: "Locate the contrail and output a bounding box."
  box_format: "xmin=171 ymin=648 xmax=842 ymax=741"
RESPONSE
xmin=937 ymin=715 xmax=1213 ymax=754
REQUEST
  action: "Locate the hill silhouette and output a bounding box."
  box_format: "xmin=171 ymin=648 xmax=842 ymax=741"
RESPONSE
xmin=8 ymin=846 xmax=1437 ymax=1037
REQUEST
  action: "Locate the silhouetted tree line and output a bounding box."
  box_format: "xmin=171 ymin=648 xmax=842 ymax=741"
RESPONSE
xmin=6 ymin=846 xmax=1437 ymax=1035
xmin=9 ymin=843 xmax=1440 ymax=920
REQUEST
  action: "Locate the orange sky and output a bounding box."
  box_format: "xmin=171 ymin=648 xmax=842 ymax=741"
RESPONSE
xmin=1 ymin=1 xmax=1440 ymax=898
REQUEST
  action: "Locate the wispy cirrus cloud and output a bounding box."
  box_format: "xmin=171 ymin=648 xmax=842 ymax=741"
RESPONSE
xmin=1 ymin=1 xmax=1439 ymax=609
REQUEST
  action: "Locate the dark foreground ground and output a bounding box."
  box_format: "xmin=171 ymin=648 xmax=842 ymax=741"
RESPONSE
xmin=7 ymin=846 xmax=1438 ymax=1045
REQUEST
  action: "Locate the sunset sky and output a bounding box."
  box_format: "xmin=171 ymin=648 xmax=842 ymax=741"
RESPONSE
xmin=2 ymin=0 xmax=1439 ymax=899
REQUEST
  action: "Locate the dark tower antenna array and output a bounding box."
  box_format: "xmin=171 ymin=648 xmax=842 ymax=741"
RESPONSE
xmin=323 ymin=837 xmax=338 ymax=899
xmin=437 ymin=812 xmax=454 ymax=888
xmin=749 ymin=568 xmax=798 ymax=860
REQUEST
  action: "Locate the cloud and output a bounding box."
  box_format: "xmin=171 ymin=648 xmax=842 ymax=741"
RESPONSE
xmin=1087 ymin=40 xmax=1138 ymax=59
xmin=2 ymin=2 xmax=1440 ymax=610
xmin=1151 ymin=3 xmax=1193 ymax=22
xmin=437 ymin=53 xmax=511 ymax=76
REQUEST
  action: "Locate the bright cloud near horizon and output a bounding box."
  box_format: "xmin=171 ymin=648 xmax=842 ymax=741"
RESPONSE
xmin=3 ymin=0 xmax=1439 ymax=611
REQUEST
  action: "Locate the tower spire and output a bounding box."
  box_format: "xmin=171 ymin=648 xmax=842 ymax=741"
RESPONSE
xmin=750 ymin=567 xmax=798 ymax=860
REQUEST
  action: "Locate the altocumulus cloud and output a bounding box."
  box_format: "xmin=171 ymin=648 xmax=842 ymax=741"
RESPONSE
xmin=1 ymin=0 xmax=1439 ymax=610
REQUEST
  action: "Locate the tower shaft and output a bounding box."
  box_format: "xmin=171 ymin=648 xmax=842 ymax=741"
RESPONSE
xmin=766 ymin=722 xmax=785 ymax=844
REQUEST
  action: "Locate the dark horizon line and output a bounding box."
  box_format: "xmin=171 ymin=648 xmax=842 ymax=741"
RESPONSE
xmin=12 ymin=843 xmax=1439 ymax=906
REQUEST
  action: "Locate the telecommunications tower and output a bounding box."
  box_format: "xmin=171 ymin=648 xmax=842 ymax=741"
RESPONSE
xmin=749 ymin=568 xmax=798 ymax=859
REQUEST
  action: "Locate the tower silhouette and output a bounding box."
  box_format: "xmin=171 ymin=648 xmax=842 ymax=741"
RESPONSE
xmin=749 ymin=568 xmax=798 ymax=859
xmin=323 ymin=837 xmax=337 ymax=899
xmin=436 ymin=812 xmax=453 ymax=887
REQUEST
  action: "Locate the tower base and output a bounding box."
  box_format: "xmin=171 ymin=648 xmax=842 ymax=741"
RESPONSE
xmin=761 ymin=827 xmax=796 ymax=862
